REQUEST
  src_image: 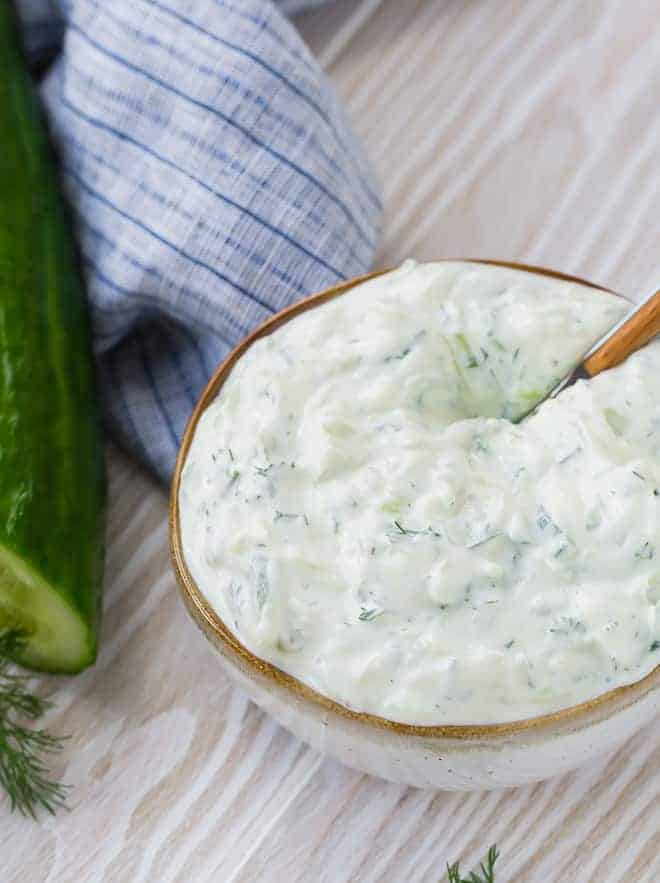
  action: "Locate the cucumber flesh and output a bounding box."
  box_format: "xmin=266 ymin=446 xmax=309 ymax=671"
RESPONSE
xmin=0 ymin=545 xmax=92 ymax=674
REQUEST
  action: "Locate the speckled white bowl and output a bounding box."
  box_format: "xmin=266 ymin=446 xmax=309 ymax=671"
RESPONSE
xmin=170 ymin=260 xmax=660 ymax=790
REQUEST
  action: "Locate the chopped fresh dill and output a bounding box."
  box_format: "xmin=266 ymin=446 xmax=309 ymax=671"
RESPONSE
xmin=385 ymin=345 xmax=411 ymax=363
xmin=536 ymin=506 xmax=560 ymax=534
xmin=454 ymin=333 xmax=478 ymax=368
xmin=505 ymin=640 xmax=515 ymax=649
xmin=467 ymin=533 xmax=501 ymax=550
xmin=549 ymin=616 xmax=585 ymax=636
xmin=274 ymin=511 xmax=309 ymax=526
xmin=254 ymin=464 xmax=273 ymax=476
xmin=359 ymin=608 xmax=383 ymax=622
xmin=384 ymin=331 xmax=425 ymax=363
xmin=632 ymin=470 xmax=646 ymax=481
xmin=537 ymin=511 xmax=551 ymax=530
xmin=558 ymin=447 xmax=582 ymax=464
xmin=649 ymin=640 xmax=660 ymax=652
xmin=393 ymin=520 xmax=441 ymax=537
xmin=227 ymin=448 xmax=234 ymax=461
xmin=446 ymin=844 xmax=499 ymax=883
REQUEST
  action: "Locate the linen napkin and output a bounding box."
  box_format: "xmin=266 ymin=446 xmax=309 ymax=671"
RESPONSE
xmin=16 ymin=0 xmax=382 ymax=482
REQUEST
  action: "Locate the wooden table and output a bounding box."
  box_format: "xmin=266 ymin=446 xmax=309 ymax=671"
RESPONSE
xmin=5 ymin=1 xmax=659 ymax=879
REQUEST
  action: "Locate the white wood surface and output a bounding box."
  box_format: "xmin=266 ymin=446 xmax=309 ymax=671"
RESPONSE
xmin=4 ymin=1 xmax=660 ymax=879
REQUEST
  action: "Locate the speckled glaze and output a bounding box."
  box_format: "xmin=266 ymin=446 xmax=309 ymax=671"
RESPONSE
xmin=170 ymin=261 xmax=660 ymax=790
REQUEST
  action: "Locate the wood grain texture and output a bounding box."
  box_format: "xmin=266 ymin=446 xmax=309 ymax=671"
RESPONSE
xmin=4 ymin=1 xmax=660 ymax=880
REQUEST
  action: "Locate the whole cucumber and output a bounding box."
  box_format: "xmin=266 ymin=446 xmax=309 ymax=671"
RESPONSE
xmin=0 ymin=3 xmax=105 ymax=673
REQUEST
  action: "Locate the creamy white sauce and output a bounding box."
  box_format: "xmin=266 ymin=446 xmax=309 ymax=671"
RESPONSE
xmin=179 ymin=261 xmax=660 ymax=724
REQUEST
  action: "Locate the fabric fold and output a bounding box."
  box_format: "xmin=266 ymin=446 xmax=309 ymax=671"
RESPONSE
xmin=16 ymin=0 xmax=381 ymax=481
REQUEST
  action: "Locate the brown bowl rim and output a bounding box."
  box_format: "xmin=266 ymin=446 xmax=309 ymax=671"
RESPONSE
xmin=170 ymin=259 xmax=660 ymax=739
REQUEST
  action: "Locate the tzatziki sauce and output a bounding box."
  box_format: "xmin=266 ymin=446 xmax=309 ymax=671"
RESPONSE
xmin=179 ymin=261 xmax=660 ymax=724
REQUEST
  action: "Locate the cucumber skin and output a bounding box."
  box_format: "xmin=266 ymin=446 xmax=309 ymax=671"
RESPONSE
xmin=0 ymin=5 xmax=106 ymax=672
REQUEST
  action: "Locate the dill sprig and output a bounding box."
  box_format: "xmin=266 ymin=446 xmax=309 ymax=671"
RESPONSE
xmin=446 ymin=845 xmax=499 ymax=883
xmin=0 ymin=631 xmax=68 ymax=818
xmin=393 ymin=520 xmax=441 ymax=538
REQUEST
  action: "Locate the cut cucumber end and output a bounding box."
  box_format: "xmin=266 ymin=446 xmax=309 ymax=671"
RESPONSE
xmin=0 ymin=544 xmax=95 ymax=673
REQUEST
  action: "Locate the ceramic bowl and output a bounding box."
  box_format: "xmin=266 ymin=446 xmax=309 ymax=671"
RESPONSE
xmin=170 ymin=260 xmax=660 ymax=790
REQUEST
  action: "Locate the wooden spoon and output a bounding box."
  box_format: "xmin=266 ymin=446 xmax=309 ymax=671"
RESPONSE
xmin=580 ymin=286 xmax=660 ymax=376
xmin=520 ymin=286 xmax=660 ymax=418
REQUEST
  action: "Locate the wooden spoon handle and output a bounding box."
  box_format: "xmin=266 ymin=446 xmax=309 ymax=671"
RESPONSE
xmin=583 ymin=288 xmax=660 ymax=377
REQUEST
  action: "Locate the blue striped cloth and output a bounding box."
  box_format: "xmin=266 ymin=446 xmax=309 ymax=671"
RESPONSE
xmin=16 ymin=0 xmax=382 ymax=482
